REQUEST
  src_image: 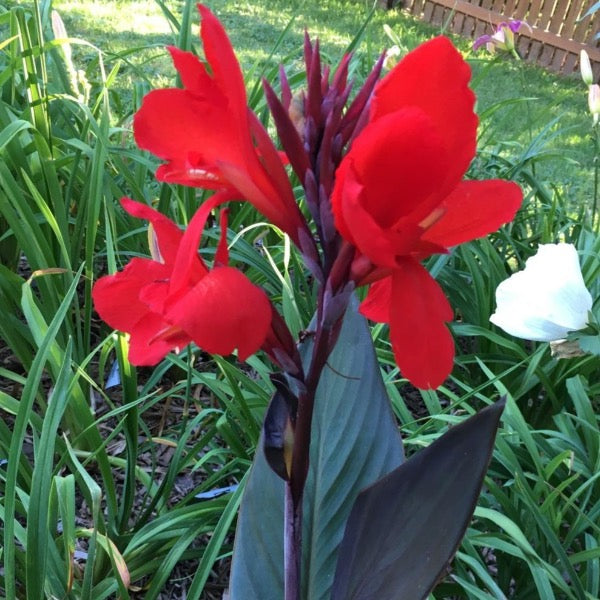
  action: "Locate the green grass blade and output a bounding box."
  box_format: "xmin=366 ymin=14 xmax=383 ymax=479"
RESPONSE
xmin=2 ymin=267 xmax=82 ymax=600
xmin=186 ymin=476 xmax=246 ymax=598
xmin=26 ymin=339 xmax=73 ymax=600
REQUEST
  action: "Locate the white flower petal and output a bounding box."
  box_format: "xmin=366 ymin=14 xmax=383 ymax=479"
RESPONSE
xmin=490 ymin=244 xmax=592 ymax=342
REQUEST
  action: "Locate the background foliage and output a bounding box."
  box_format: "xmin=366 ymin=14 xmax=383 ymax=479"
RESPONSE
xmin=0 ymin=0 xmax=599 ymax=598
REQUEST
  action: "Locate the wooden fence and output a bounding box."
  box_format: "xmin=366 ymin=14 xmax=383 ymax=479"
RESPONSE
xmin=401 ymin=0 xmax=600 ymax=75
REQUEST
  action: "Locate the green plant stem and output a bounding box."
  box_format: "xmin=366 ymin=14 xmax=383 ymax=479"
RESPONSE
xmin=592 ymin=123 xmax=599 ymax=232
xmin=517 ymin=56 xmax=535 ymax=178
xmin=117 ymin=334 xmax=138 ymax=534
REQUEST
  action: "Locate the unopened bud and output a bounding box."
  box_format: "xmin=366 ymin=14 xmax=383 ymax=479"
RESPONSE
xmin=51 ymin=10 xmax=68 ymax=46
xmin=589 ymin=84 xmax=600 ymax=124
xmin=383 ymin=24 xmax=396 ymax=44
xmin=580 ymin=50 xmax=594 ymax=86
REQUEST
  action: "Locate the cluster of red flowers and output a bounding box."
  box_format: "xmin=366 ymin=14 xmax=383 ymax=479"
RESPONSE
xmin=93 ymin=5 xmax=521 ymax=389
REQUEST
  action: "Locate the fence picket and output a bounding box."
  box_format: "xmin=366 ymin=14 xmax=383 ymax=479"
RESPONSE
xmin=550 ymin=0 xmax=581 ymax=71
xmin=473 ymin=0 xmax=495 ymax=40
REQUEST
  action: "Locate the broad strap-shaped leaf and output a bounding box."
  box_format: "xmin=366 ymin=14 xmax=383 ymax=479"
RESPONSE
xmin=229 ymin=297 xmax=404 ymax=599
xmin=331 ymin=399 xmax=505 ymax=600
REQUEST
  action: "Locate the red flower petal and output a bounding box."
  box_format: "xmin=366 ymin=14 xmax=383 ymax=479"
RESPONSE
xmin=389 ymin=259 xmax=454 ymax=389
xmin=359 ymin=277 xmax=392 ymax=323
xmin=198 ymin=5 xmax=247 ymax=119
xmin=422 ymin=180 xmax=523 ymax=247
xmin=330 ymin=150 xmax=354 ymax=242
xmin=134 ymin=88 xmax=247 ymax=189
xmin=167 ymin=266 xmax=271 ymax=360
xmin=371 ymin=36 xmax=477 ymax=191
xmin=134 ymin=6 xmax=250 ymax=175
xmin=339 ymin=179 xmax=447 ymax=268
xmin=121 ymin=198 xmax=183 ymax=265
xmin=338 ymin=108 xmax=448 ymax=229
xmin=216 ymin=160 xmax=298 ymax=236
xmin=167 ymin=46 xmax=215 ymax=97
xmin=169 ymin=191 xmax=232 ymax=294
xmin=92 ymin=258 xmax=171 ymax=332
xmin=333 ymin=164 xmax=402 ymax=268
xmin=93 ymin=259 xmax=190 ymax=365
xmin=128 ymin=313 xmax=190 ymax=366
xmin=332 ymin=109 xmax=446 ymax=268
xmin=133 ymin=5 xmax=305 ymax=245
xmin=247 ymin=111 xmax=298 ymax=216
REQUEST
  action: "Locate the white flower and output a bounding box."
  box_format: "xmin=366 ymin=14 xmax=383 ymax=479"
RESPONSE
xmin=490 ymin=244 xmax=593 ymax=342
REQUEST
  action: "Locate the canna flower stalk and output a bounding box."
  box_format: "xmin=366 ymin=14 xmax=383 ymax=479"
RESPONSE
xmin=93 ymin=9 xmax=524 ymax=598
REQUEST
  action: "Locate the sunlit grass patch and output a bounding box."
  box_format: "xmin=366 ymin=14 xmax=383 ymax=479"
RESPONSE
xmin=58 ymin=0 xmax=174 ymax=35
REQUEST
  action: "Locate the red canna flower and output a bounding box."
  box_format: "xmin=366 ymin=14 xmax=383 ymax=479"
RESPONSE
xmin=332 ymin=36 xmax=523 ymax=389
xmin=132 ymin=5 xmax=306 ymax=245
xmin=92 ymin=196 xmax=272 ymax=365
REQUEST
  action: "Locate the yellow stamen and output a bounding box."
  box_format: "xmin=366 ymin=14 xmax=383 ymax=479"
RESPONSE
xmin=419 ymin=206 xmax=446 ymax=229
xmin=148 ymin=324 xmax=184 ymax=345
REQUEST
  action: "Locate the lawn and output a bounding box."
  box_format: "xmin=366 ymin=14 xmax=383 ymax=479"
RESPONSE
xmin=1 ymin=0 xmax=599 ymax=598
xmin=39 ymin=0 xmax=599 ymax=204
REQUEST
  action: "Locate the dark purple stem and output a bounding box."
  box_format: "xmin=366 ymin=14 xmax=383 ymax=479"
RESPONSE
xmin=283 ymin=244 xmax=355 ymax=600
xmin=283 ymin=325 xmax=330 ymax=600
xmin=290 ymin=326 xmax=328 ymax=504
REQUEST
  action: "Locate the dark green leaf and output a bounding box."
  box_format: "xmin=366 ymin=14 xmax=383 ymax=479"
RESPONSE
xmin=330 ymin=399 xmax=505 ymax=600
